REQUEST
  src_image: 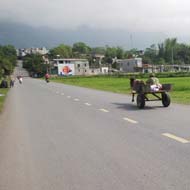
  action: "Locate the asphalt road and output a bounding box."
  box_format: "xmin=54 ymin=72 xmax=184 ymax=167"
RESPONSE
xmin=0 ymin=76 xmax=190 ymax=190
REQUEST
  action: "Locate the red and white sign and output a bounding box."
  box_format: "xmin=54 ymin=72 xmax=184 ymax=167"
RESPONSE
xmin=58 ymin=64 xmax=75 ymax=76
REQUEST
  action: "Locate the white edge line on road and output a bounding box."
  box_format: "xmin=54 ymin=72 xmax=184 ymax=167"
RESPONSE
xmin=85 ymin=103 xmax=91 ymax=106
xmin=123 ymin=117 xmax=138 ymax=124
xmin=99 ymin=108 xmax=109 ymax=113
xmin=162 ymin=133 xmax=189 ymax=144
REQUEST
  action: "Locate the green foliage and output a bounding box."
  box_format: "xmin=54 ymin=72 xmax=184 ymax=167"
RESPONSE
xmin=116 ymin=47 xmax=124 ymax=59
xmin=163 ymin=38 xmax=177 ymax=63
xmin=31 ymin=38 xmax=190 ymax=74
xmin=143 ymin=38 xmax=190 ymax=65
xmin=91 ymin=47 xmax=106 ymax=55
xmin=143 ymin=44 xmax=158 ymax=64
xmin=48 ymin=38 xmax=190 ymax=68
xmin=72 ymin=42 xmax=91 ymax=55
xmin=23 ymin=54 xmax=47 ymax=77
xmin=157 ymin=58 xmax=166 ymax=65
xmin=103 ymin=47 xmax=115 ymax=64
xmin=49 ymin=44 xmax=73 ymax=58
xmin=0 ymin=45 xmax=17 ymax=79
xmin=103 ymin=46 xmax=125 ymax=65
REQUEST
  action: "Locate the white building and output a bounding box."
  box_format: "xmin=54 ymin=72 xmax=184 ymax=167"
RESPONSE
xmin=53 ymin=58 xmax=90 ymax=76
xmin=101 ymin=67 xmax=109 ymax=74
xmin=30 ymin=47 xmax=49 ymax=55
xmin=17 ymin=47 xmax=49 ymax=58
xmin=116 ymin=58 xmax=143 ymax=73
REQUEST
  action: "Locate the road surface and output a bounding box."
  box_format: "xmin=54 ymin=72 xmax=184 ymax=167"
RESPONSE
xmin=0 ymin=76 xmax=190 ymax=190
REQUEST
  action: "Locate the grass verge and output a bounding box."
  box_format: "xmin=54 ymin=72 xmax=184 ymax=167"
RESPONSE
xmin=51 ymin=76 xmax=190 ymax=105
xmin=0 ymin=88 xmax=9 ymax=113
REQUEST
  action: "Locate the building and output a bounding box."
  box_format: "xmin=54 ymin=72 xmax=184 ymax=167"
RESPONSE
xmin=53 ymin=58 xmax=90 ymax=76
xmin=101 ymin=67 xmax=109 ymax=74
xmin=116 ymin=58 xmax=143 ymax=73
xmin=142 ymin=64 xmax=154 ymax=73
xmin=142 ymin=64 xmax=190 ymax=73
xmin=17 ymin=47 xmax=49 ymax=58
xmin=29 ymin=47 xmax=49 ymax=55
xmin=88 ymin=68 xmax=101 ymax=75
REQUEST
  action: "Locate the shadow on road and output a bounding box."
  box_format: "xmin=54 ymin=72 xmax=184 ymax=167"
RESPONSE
xmin=112 ymin=102 xmax=164 ymax=112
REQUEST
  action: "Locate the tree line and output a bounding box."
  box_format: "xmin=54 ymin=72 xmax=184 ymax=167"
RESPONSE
xmin=48 ymin=38 xmax=190 ymax=66
xmin=143 ymin=38 xmax=190 ymax=65
xmin=0 ymin=45 xmax=17 ymax=79
xmin=23 ymin=54 xmax=46 ymax=77
xmin=2 ymin=37 xmax=190 ymax=78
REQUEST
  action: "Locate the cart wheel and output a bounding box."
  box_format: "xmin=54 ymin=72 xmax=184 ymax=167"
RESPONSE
xmin=137 ymin=94 xmax=145 ymax=109
xmin=162 ymin=92 xmax=171 ymax=107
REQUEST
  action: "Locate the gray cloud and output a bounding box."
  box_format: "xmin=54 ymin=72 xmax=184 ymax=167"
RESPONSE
xmin=1 ymin=0 xmax=190 ymax=35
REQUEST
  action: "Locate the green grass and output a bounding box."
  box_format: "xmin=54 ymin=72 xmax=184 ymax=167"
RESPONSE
xmin=51 ymin=76 xmax=131 ymax=94
xmin=159 ymin=77 xmax=190 ymax=104
xmin=51 ymin=76 xmax=190 ymax=104
xmin=0 ymin=88 xmax=9 ymax=113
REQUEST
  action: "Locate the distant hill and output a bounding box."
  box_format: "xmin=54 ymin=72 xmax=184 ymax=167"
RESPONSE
xmin=0 ymin=21 xmax=167 ymax=49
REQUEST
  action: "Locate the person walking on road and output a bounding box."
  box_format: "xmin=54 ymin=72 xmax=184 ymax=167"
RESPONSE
xmin=10 ymin=77 xmax=15 ymax=87
xmin=17 ymin=76 xmax=23 ymax=84
xmin=45 ymin=73 xmax=50 ymax=83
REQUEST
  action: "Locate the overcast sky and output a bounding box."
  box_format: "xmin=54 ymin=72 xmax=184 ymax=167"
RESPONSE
xmin=1 ymin=0 xmax=190 ymax=35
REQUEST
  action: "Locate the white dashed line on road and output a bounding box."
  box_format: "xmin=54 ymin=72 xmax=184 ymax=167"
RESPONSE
xmin=162 ymin=133 xmax=189 ymax=144
xmin=67 ymin=96 xmax=71 ymax=98
xmin=123 ymin=117 xmax=138 ymax=124
xmin=99 ymin=109 xmax=109 ymax=113
xmin=61 ymin=93 xmax=64 ymax=95
xmin=74 ymin=98 xmax=79 ymax=101
xmin=85 ymin=103 xmax=91 ymax=106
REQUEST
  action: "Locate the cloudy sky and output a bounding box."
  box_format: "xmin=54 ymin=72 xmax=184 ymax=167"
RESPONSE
xmin=1 ymin=0 xmax=190 ymax=35
xmin=1 ymin=0 xmax=190 ymax=49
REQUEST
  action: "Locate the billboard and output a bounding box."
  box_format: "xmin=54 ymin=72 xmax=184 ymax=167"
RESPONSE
xmin=58 ymin=64 xmax=75 ymax=76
